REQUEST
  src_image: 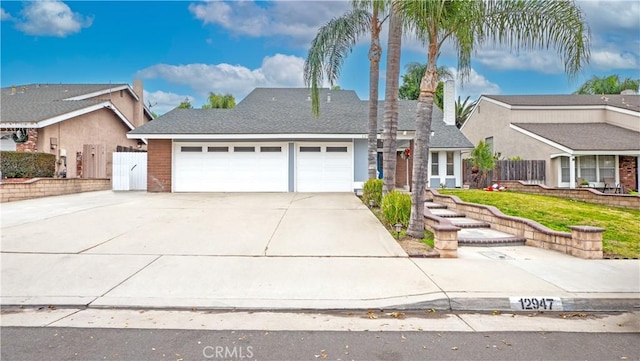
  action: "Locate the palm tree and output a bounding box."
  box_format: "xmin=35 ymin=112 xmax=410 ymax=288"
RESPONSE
xmin=304 ymin=1 xmax=389 ymax=180
xmin=398 ymin=0 xmax=590 ymax=238
xmin=455 ymin=96 xmax=477 ymax=129
xmin=574 ymin=74 xmax=640 ymax=94
xmin=399 ymin=62 xmax=453 ymax=104
xmin=382 ymin=0 xmax=402 ymax=193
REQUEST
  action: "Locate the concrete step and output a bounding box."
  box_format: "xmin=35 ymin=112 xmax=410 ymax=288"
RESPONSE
xmin=429 ymin=208 xmax=466 ymax=218
xmin=448 ymin=217 xmax=491 ymax=229
xmin=458 ymin=228 xmax=526 ymax=247
xmin=424 ymin=201 xmax=448 ymax=209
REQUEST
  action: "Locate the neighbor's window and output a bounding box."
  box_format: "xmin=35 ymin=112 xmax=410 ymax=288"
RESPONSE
xmin=598 ymin=155 xmax=615 ymax=180
xmin=431 ymin=152 xmax=439 ymax=176
xmin=485 ymin=137 xmax=494 ymax=154
xmin=578 ymin=155 xmax=596 ymax=182
xmin=561 ymin=156 xmax=570 ymax=182
xmin=446 ymin=151 xmax=454 ymax=176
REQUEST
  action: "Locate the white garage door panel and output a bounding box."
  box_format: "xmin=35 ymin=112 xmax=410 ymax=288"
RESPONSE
xmin=174 ymin=143 xmax=288 ymax=192
xmin=297 ymin=144 xmax=352 ymax=192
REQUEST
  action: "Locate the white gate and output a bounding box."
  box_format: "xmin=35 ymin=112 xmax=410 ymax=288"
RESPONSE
xmin=112 ymin=152 xmax=147 ymax=190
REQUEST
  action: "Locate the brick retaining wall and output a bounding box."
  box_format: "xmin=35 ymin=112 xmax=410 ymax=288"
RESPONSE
xmin=0 ymin=178 xmax=111 ymax=202
xmin=426 ymin=189 xmax=604 ymax=259
xmin=499 ymin=181 xmax=639 ymax=210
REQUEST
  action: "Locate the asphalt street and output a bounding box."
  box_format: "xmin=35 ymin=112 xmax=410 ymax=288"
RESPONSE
xmin=2 ymin=327 xmax=638 ymax=361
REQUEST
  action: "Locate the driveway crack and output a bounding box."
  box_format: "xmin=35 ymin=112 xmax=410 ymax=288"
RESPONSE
xmin=88 ymin=255 xmax=162 ymax=307
xmin=263 ymin=197 xmax=293 ymax=256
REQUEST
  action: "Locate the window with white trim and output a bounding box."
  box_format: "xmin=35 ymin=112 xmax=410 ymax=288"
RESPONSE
xmin=431 ymin=152 xmax=439 ymax=176
xmin=446 ymin=151 xmax=454 ymax=176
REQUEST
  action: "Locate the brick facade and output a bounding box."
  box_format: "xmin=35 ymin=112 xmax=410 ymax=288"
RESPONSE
xmin=15 ymin=129 xmax=38 ymax=152
xmin=619 ymin=156 xmax=638 ymax=192
xmin=147 ymin=139 xmax=172 ymax=192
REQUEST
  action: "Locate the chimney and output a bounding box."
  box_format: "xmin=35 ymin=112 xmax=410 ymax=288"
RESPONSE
xmin=443 ymin=80 xmax=455 ymax=126
xmin=132 ymin=79 xmax=144 ymax=127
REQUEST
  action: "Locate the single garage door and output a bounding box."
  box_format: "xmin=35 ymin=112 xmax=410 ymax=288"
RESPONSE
xmin=296 ymin=143 xmax=353 ymax=192
xmin=174 ymin=143 xmax=288 ymax=192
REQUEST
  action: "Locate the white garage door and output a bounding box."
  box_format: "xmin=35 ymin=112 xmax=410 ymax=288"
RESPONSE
xmin=174 ymin=143 xmax=288 ymax=192
xmin=296 ymin=143 xmax=353 ymax=192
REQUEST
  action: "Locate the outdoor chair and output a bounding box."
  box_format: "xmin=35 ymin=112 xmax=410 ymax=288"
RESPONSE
xmin=602 ymin=177 xmax=622 ymax=194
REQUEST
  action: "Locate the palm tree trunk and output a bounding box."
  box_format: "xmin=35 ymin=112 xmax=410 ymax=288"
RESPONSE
xmin=407 ymin=40 xmax=438 ymax=238
xmin=382 ymin=2 xmax=402 ymax=194
xmin=367 ymin=10 xmax=382 ymax=180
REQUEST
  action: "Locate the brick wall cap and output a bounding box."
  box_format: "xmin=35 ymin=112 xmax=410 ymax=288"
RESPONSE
xmin=568 ymin=225 xmax=605 ymax=233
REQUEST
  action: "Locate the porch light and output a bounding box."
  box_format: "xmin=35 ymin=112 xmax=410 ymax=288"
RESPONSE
xmin=394 ymin=223 xmax=403 ymax=239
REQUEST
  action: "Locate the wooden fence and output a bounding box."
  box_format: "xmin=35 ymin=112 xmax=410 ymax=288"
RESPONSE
xmin=463 ymin=160 xmax=545 ymax=188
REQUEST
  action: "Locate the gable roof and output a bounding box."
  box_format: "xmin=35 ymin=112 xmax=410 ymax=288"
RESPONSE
xmin=0 ymin=83 xmax=151 ymax=129
xmin=482 ymin=94 xmax=640 ymax=113
xmin=512 ymin=123 xmax=640 ymax=152
xmin=129 ymin=88 xmax=473 ymax=149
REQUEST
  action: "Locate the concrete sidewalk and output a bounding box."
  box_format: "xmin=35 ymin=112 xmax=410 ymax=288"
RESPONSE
xmin=1 ymin=191 xmax=638 ymax=312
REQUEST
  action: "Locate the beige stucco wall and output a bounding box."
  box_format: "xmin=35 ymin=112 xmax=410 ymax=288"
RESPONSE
xmin=463 ymin=99 xmax=640 ymax=188
xmin=38 ymin=108 xmax=139 ymax=178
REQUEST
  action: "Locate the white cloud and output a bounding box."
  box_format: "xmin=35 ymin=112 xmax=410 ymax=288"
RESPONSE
xmin=590 ymin=50 xmax=638 ymax=70
xmin=1 ymin=7 xmax=12 ymax=21
xmin=473 ymin=48 xmax=564 ymax=74
xmin=578 ymin=0 xmax=640 ymax=33
xmin=144 ymin=90 xmax=195 ymax=116
xmin=449 ymin=67 xmax=501 ymax=100
xmin=16 ymin=0 xmax=92 ymax=37
xmin=137 ymin=54 xmax=306 ymax=101
xmin=188 ymin=0 xmax=349 ymax=46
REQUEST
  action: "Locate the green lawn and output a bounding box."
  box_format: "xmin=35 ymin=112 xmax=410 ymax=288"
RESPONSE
xmin=437 ymin=189 xmax=640 ymax=258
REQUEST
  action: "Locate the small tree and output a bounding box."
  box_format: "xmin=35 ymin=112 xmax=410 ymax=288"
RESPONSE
xmin=202 ymin=92 xmax=236 ymax=109
xmin=469 ymin=141 xmax=495 ymax=188
xmin=177 ymin=98 xmax=193 ymax=109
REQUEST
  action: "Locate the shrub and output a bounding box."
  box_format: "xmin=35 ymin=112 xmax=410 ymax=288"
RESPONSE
xmin=362 ymin=178 xmax=383 ymax=206
xmin=0 ymin=151 xmax=55 ymax=178
xmin=381 ymin=190 xmax=412 ymax=227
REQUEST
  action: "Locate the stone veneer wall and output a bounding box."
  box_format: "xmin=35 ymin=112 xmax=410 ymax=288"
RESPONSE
xmin=0 ymin=178 xmax=110 ymax=202
xmin=426 ymin=189 xmax=604 ymax=259
xmin=15 ymin=129 xmax=38 ymax=152
xmin=618 ymin=156 xmax=637 ymax=192
xmin=498 ymin=181 xmax=639 ymax=210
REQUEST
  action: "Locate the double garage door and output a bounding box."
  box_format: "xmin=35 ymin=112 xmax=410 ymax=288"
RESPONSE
xmin=173 ymin=142 xmax=352 ymax=192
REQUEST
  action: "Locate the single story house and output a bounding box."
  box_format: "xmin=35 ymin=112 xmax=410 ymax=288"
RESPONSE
xmin=461 ymin=94 xmax=640 ymax=191
xmin=128 ymin=87 xmax=473 ymax=193
xmin=0 ymin=81 xmax=153 ymax=178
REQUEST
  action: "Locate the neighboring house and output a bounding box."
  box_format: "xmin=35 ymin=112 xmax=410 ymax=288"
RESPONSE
xmin=461 ymin=94 xmax=640 ymax=191
xmin=127 ymin=87 xmax=473 ymax=193
xmin=0 ymin=81 xmax=153 ymax=178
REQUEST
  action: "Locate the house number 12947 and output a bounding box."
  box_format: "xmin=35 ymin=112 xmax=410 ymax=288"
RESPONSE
xmin=509 ymin=297 xmax=563 ymax=311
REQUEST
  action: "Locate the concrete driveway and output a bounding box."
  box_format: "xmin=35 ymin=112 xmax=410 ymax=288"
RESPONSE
xmin=1 ymin=191 xmax=405 ymax=257
xmin=2 ymin=191 xmax=445 ymax=309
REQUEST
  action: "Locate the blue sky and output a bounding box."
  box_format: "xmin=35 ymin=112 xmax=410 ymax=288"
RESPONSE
xmin=1 ymin=0 xmax=639 ymax=115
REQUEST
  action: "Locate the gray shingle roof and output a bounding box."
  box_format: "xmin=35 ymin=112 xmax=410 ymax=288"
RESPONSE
xmin=513 ymin=123 xmax=640 ymax=151
xmin=130 ymin=88 xmax=473 ymax=149
xmin=484 ymin=94 xmax=640 ymax=112
xmin=1 ymin=83 xmax=128 ymax=123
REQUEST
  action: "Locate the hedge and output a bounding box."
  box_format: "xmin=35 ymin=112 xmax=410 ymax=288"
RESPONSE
xmin=0 ymin=151 xmax=55 ymax=178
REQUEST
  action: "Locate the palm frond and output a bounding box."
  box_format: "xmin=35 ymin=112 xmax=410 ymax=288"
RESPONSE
xmin=304 ymin=9 xmax=372 ymax=116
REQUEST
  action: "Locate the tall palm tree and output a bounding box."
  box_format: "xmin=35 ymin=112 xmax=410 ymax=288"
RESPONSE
xmin=399 ymin=62 xmax=453 ymax=103
xmin=382 ymin=1 xmax=402 ymax=193
xmin=304 ymin=0 xmax=389 ymax=180
xmin=574 ymin=74 xmax=640 ymax=94
xmin=398 ymin=0 xmax=590 ymax=238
